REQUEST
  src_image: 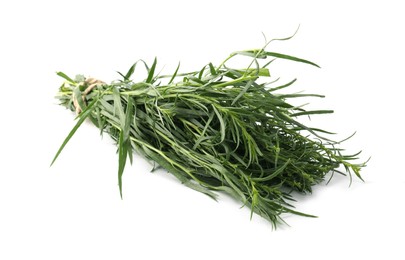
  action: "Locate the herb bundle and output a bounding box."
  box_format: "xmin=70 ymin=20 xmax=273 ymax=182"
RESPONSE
xmin=52 ymin=40 xmax=366 ymax=227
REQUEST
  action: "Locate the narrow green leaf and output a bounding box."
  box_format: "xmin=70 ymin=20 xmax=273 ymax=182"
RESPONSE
xmin=208 ymin=62 xmax=217 ymax=75
xmin=214 ymin=76 xmax=257 ymax=88
xmin=212 ymin=105 xmax=225 ymax=144
xmin=284 ymin=208 xmax=318 ymax=218
xmin=264 ymin=52 xmax=321 ymax=68
xmin=291 ymin=110 xmax=333 ymax=117
xmin=223 ymin=172 xmax=246 ymax=202
xmin=297 ymin=127 xmax=336 ymax=135
xmin=127 ymin=140 xmax=134 ymax=165
xmin=124 ymin=61 xmax=138 ymax=80
xmin=269 ymin=78 xmax=297 ymax=92
xmin=276 ymin=111 xmax=333 ymax=141
xmin=338 ymin=131 xmax=357 ymax=143
xmin=56 ymin=71 xmax=75 ymax=83
xmin=123 ymin=97 xmax=134 ymax=140
xmin=250 ymin=185 xmax=259 ymax=220
xmin=183 ymin=180 xmax=218 ymax=200
xmin=263 ymin=58 xmax=276 ymax=68
xmin=117 ymin=71 xmax=126 ymax=79
xmin=233 ymin=50 xmax=267 ymax=59
xmin=50 ymin=98 xmax=98 ymax=166
xmin=189 ymin=76 xmax=205 ymax=85
xmin=95 ymin=106 xmax=105 ymax=134
xmin=124 ymin=97 xmax=134 ymax=165
xmin=235 ymin=68 xmax=270 ymax=77
xmin=113 ymin=87 xmax=125 ymax=127
xmin=118 ymin=131 xmax=128 ymax=198
xmin=168 ymin=62 xmax=180 ymax=84
xmin=193 ymin=110 xmax=215 ymax=150
xmin=278 ymin=93 xmax=325 ymax=98
xmin=252 ymin=159 xmax=291 ymax=182
xmin=146 ymin=57 xmax=157 ymax=83
xmin=232 ymin=80 xmax=253 ymax=105
xmin=198 ymin=64 xmax=207 ymax=80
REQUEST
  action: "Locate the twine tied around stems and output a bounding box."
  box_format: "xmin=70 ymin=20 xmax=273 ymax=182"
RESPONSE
xmin=72 ymin=78 xmax=105 ymax=114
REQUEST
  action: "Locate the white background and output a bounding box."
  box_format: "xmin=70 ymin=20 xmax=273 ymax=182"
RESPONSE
xmin=1 ymin=0 xmax=404 ymax=259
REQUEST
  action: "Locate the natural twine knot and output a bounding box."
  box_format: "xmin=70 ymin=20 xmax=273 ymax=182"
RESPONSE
xmin=73 ymin=78 xmax=105 ymax=114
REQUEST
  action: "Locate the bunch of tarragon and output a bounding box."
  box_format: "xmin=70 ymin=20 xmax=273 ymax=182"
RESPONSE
xmin=52 ymin=38 xmax=366 ymax=227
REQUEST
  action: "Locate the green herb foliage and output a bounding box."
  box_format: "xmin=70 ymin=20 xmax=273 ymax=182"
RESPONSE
xmin=52 ymin=42 xmax=366 ymax=227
